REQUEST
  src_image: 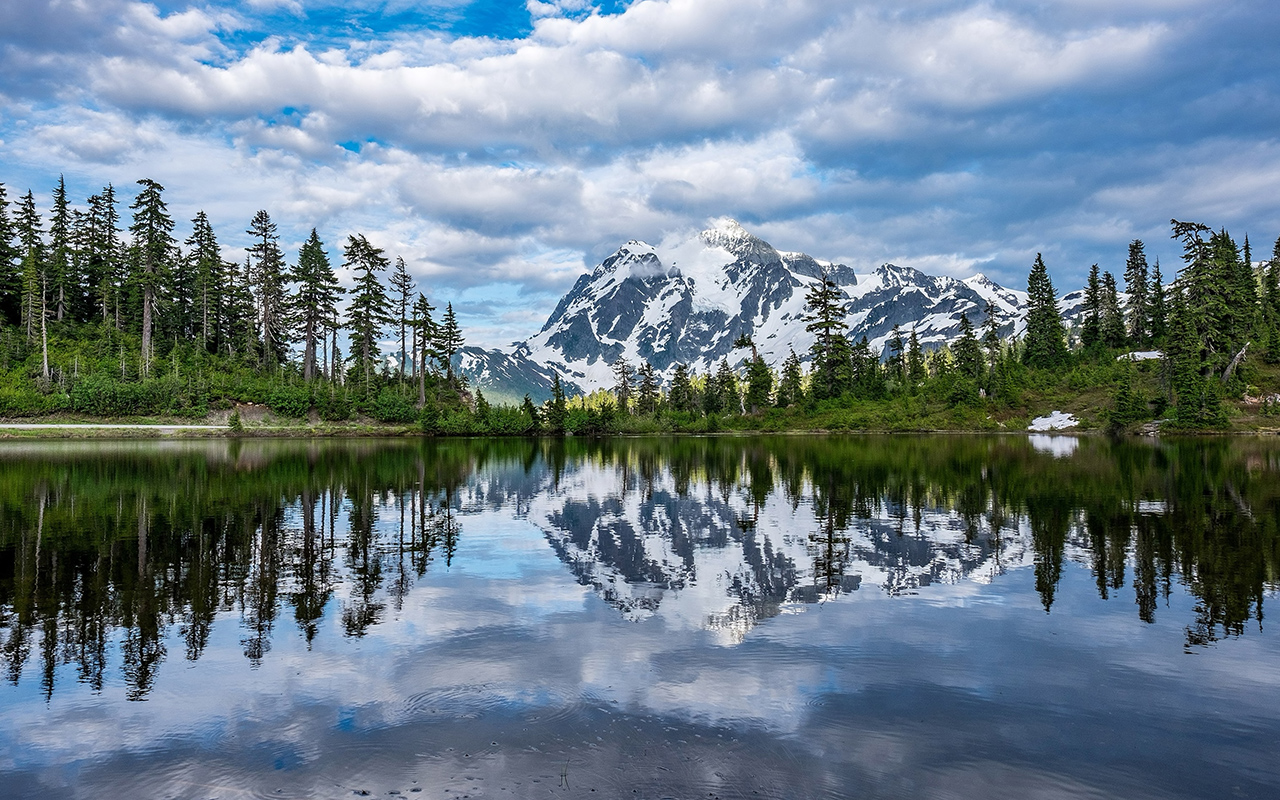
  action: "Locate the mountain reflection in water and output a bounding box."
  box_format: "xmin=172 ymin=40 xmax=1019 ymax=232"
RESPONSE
xmin=1 ymin=435 xmax=1276 ymax=701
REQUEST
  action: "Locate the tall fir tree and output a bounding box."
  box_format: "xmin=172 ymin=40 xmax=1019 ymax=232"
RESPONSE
xmin=668 ymin=363 xmax=695 ymax=413
xmin=129 ymin=179 xmax=175 ymax=377
xmin=612 ymin=358 xmax=634 ymax=413
xmin=246 ymin=210 xmax=288 ymax=369
xmin=437 ymin=302 xmax=464 ymax=380
xmin=636 ymin=361 xmax=660 ymax=415
xmin=776 ymin=348 xmax=804 ymax=407
xmin=1147 ymin=261 xmax=1167 ymax=345
xmin=952 ymin=313 xmax=983 ymax=379
xmin=48 ymin=175 xmax=73 ymax=322
xmin=745 ymin=354 xmax=773 ymax=412
xmin=0 ymin=183 xmax=19 ymax=325
xmin=16 ymin=190 xmax=43 ymax=341
xmin=1100 ymin=271 xmax=1126 ymax=349
xmin=1022 ymin=254 xmax=1067 ymax=369
xmin=1123 ymin=240 xmax=1150 ymax=345
xmin=291 ymin=229 xmax=343 ymax=381
xmin=389 ymin=256 xmax=414 ymax=379
xmin=342 ymin=234 xmax=394 ymax=396
xmin=803 ymin=270 xmax=850 ymax=400
xmin=1080 ymin=263 xmax=1101 ymax=349
xmin=186 ymin=211 xmax=222 ymax=351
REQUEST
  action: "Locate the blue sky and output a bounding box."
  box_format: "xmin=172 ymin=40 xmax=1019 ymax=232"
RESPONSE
xmin=2 ymin=0 xmax=1279 ymax=347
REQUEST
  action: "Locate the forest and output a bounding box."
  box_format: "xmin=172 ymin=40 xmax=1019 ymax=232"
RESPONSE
xmin=1 ymin=174 xmax=1278 ymax=434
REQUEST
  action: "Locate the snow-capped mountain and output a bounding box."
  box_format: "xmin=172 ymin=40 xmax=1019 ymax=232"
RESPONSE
xmin=461 ymin=219 xmax=1029 ymax=401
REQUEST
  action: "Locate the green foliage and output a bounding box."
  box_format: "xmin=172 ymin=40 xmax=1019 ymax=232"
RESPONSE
xmin=267 ymin=383 xmax=312 ymax=418
xmin=368 ymin=387 xmax=417 ymax=424
xmin=316 ymin=388 xmax=351 ymax=421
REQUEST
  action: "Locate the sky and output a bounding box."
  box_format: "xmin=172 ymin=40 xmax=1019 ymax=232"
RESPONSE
xmin=2 ymin=0 xmax=1279 ymax=349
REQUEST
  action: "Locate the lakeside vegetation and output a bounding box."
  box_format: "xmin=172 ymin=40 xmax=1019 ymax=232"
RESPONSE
xmin=1 ymin=174 xmax=1279 ymax=435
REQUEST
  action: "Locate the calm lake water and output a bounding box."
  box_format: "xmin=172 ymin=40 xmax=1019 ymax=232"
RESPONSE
xmin=1 ymin=434 xmax=1278 ymax=799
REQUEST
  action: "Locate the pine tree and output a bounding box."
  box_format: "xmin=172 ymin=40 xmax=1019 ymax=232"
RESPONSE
xmin=668 ymin=363 xmax=695 ymax=413
xmin=1100 ymin=271 xmax=1126 ymax=348
xmin=1080 ymin=263 xmax=1101 ymax=349
xmin=0 ymin=183 xmax=20 ymax=325
xmin=342 ymin=234 xmax=394 ymax=396
xmin=48 ymin=175 xmax=73 ymax=322
xmin=887 ymin=325 xmax=906 ymax=384
xmin=1022 ymin=254 xmax=1067 ymax=369
xmin=411 ymin=293 xmax=436 ymax=405
xmin=636 ymin=362 xmax=660 ymax=415
xmin=907 ymin=329 xmax=925 ymax=386
xmin=745 ymin=354 xmax=772 ymax=412
xmin=16 ymin=190 xmax=43 ymax=342
xmin=803 ymin=270 xmax=850 ymax=400
xmin=1124 ymin=240 xmax=1150 ymax=345
xmin=389 ymin=257 xmax=414 ymax=379
xmin=981 ymin=299 xmax=1002 ymax=372
xmin=86 ymin=185 xmax=122 ymax=327
xmin=851 ymin=336 xmax=884 ymax=399
xmin=438 ymin=302 xmax=464 ymax=381
xmin=715 ymin=358 xmax=740 ymax=414
xmin=546 ymin=373 xmax=567 ymax=433
xmin=776 ymin=348 xmax=803 ymax=407
xmin=186 ymin=211 xmax=222 ymax=351
xmin=612 ymin=358 xmax=634 ymax=413
xmin=246 ymin=210 xmax=288 ymax=369
xmin=1147 ymin=261 xmax=1167 ymax=345
xmin=292 ymin=229 xmax=342 ymax=381
xmin=129 ymin=179 xmax=174 ymax=377
xmin=953 ymin=313 xmax=983 ymax=379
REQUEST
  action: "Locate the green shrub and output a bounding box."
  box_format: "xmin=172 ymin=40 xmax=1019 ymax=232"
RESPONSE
xmin=369 ymin=388 xmax=417 ymax=423
xmin=267 ymin=384 xmax=312 ymax=418
xmin=316 ymin=390 xmax=352 ymax=422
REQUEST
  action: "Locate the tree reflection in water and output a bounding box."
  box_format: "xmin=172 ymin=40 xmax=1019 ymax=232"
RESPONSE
xmin=0 ymin=435 xmax=1277 ymax=698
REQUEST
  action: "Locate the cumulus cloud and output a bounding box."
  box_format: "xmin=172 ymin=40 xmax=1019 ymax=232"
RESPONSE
xmin=1 ymin=0 xmax=1277 ymax=347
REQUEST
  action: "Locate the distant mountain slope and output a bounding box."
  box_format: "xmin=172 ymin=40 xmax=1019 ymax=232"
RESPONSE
xmin=460 ymin=220 xmax=1069 ymax=402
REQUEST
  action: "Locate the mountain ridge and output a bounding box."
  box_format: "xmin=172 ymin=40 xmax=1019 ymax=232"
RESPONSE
xmin=460 ymin=220 xmax=1035 ymax=402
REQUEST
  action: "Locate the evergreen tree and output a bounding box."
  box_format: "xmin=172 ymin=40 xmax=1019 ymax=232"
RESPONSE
xmin=342 ymin=234 xmax=394 ymax=395
xmin=776 ymin=348 xmax=804 ymax=407
xmin=906 ymin=328 xmax=926 ymax=386
xmin=435 ymin=302 xmax=464 ymax=381
xmin=668 ymin=363 xmax=695 ymax=413
xmin=715 ymin=358 xmax=740 ymax=414
xmin=48 ymin=175 xmax=73 ymax=322
xmin=953 ymin=313 xmax=983 ymax=379
xmin=745 ymin=354 xmax=773 ymax=412
xmin=1022 ymin=254 xmax=1067 ymax=369
xmin=636 ymin=362 xmax=660 ymax=415
xmin=291 ymin=229 xmax=342 ymax=381
xmin=129 ymin=179 xmax=174 ymax=377
xmin=887 ymin=325 xmax=906 ymax=384
xmin=851 ymin=336 xmax=884 ymax=399
xmin=701 ymin=367 xmax=722 ymax=415
xmin=1124 ymin=240 xmax=1150 ymax=345
xmin=0 ymin=183 xmax=19 ymax=325
xmin=411 ymin=293 xmax=436 ymax=405
xmin=546 ymin=373 xmax=567 ymax=433
xmin=16 ymin=190 xmax=43 ymax=342
xmin=981 ymin=299 xmax=1002 ymax=371
xmin=86 ymin=185 xmax=122 ymax=327
xmin=246 ymin=210 xmax=288 ymax=369
xmin=186 ymin=211 xmax=222 ymax=351
xmin=389 ymin=256 xmax=414 ymax=379
xmin=612 ymin=358 xmax=634 ymax=413
xmin=804 ymin=270 xmax=850 ymax=400
xmin=1080 ymin=263 xmax=1101 ymax=349
xmin=222 ymin=256 xmax=256 ymax=362
xmin=1147 ymin=261 xmax=1167 ymax=345
xmin=1100 ymin=271 xmax=1126 ymax=348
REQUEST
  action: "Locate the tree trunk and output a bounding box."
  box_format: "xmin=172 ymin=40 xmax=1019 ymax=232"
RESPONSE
xmin=40 ymin=275 xmax=49 ymax=381
xmin=303 ymin=319 xmax=316 ymax=382
xmin=141 ymin=282 xmax=153 ymax=378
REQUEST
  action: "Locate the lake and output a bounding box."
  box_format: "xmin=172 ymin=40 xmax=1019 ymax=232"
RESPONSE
xmin=1 ymin=434 xmax=1277 ymax=799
